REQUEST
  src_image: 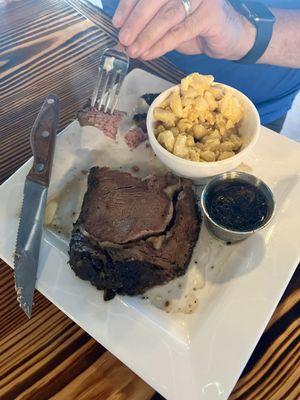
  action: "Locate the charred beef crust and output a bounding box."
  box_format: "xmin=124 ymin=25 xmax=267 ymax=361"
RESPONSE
xmin=69 ymin=230 xmax=169 ymax=296
xmin=69 ymin=168 xmax=201 ymax=298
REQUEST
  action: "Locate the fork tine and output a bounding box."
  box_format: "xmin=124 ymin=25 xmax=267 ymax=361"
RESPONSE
xmin=91 ymin=67 xmax=104 ymax=107
xmin=92 ymin=44 xmax=129 ymax=112
xmin=97 ymin=70 xmax=111 ymax=110
xmin=103 ymin=69 xmax=118 ymax=113
xmin=109 ymin=72 xmax=125 ymax=115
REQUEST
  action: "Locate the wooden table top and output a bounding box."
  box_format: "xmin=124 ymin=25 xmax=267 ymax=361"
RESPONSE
xmin=0 ymin=1 xmax=299 ymax=399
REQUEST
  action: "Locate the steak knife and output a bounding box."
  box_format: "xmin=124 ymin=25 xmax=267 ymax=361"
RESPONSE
xmin=14 ymin=94 xmax=59 ymax=318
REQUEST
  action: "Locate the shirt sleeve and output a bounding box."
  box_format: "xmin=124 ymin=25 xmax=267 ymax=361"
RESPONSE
xmin=100 ymin=0 xmax=119 ymax=17
xmin=260 ymin=0 xmax=300 ymax=9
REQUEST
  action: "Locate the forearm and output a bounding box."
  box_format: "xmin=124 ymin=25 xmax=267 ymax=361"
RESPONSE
xmin=257 ymin=9 xmax=300 ymax=68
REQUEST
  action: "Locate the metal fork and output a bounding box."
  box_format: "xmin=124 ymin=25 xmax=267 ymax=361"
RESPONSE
xmin=91 ymin=44 xmax=129 ymax=114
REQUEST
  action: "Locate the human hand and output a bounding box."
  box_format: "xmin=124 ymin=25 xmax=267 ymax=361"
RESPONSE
xmin=112 ymin=0 xmax=256 ymax=61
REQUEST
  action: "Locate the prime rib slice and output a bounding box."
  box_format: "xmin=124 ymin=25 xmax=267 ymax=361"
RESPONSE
xmin=69 ymin=167 xmax=201 ymax=300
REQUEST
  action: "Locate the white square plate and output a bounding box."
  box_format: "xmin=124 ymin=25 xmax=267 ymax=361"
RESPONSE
xmin=0 ymin=69 xmax=299 ymax=400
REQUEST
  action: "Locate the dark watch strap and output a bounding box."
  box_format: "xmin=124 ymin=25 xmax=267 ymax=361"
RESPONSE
xmin=229 ymin=0 xmax=275 ymax=64
xmin=237 ymin=17 xmax=273 ymax=64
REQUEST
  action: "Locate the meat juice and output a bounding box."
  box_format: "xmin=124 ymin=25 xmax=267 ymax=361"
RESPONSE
xmin=206 ymin=180 xmax=269 ymax=231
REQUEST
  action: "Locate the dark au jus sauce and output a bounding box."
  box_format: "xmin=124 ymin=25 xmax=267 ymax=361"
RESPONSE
xmin=207 ymin=180 xmax=269 ymax=231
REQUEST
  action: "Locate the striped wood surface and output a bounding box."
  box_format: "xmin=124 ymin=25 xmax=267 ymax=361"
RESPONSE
xmin=0 ymin=1 xmax=299 ymax=399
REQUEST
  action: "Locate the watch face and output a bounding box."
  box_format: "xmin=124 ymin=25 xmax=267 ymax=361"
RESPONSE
xmin=243 ymin=1 xmax=276 ymax=23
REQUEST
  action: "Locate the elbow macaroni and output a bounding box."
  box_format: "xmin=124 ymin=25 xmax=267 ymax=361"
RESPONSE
xmin=153 ymin=73 xmax=244 ymax=162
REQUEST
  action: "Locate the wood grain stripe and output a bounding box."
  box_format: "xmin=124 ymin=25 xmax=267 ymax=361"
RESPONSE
xmin=0 ymin=261 xmax=51 ymax=339
xmin=232 ymin=304 xmax=300 ymax=392
xmin=230 ymin=278 xmax=300 ymax=400
xmin=0 ymin=25 xmax=99 ymax=95
xmin=1 ymin=13 xmax=84 ymax=54
xmin=265 ymin=279 xmax=299 ymax=329
xmin=282 ymin=379 xmax=300 ymax=400
xmin=15 ymin=340 xmax=105 ymax=400
xmin=50 ymin=352 xmax=155 ymax=400
xmin=0 ymin=263 xmax=106 ymax=400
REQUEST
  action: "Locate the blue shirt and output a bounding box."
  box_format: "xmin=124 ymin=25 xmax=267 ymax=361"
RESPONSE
xmin=101 ymin=0 xmax=300 ymax=124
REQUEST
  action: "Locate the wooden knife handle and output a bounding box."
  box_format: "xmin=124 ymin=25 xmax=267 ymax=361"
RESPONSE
xmin=27 ymin=94 xmax=59 ymax=187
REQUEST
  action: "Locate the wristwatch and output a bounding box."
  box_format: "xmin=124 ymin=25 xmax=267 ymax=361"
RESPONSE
xmin=229 ymin=0 xmax=276 ymax=64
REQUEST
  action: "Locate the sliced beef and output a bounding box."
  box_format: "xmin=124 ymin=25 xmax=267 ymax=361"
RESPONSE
xmin=124 ymin=127 xmax=148 ymax=149
xmin=77 ymin=103 xmax=126 ymax=139
xmin=79 ymin=167 xmax=180 ymax=244
xmin=69 ymin=168 xmax=201 ymax=299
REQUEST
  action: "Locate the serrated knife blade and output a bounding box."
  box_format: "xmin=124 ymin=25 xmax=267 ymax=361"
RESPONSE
xmin=14 ymin=94 xmax=59 ymax=318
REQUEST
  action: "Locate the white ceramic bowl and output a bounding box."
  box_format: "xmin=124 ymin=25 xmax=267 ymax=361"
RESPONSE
xmin=146 ymin=83 xmax=261 ymax=183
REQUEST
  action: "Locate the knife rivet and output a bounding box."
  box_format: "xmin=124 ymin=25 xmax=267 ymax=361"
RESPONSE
xmin=47 ymin=99 xmax=55 ymax=104
xmin=41 ymin=130 xmax=50 ymax=138
xmin=36 ymin=163 xmax=45 ymax=172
